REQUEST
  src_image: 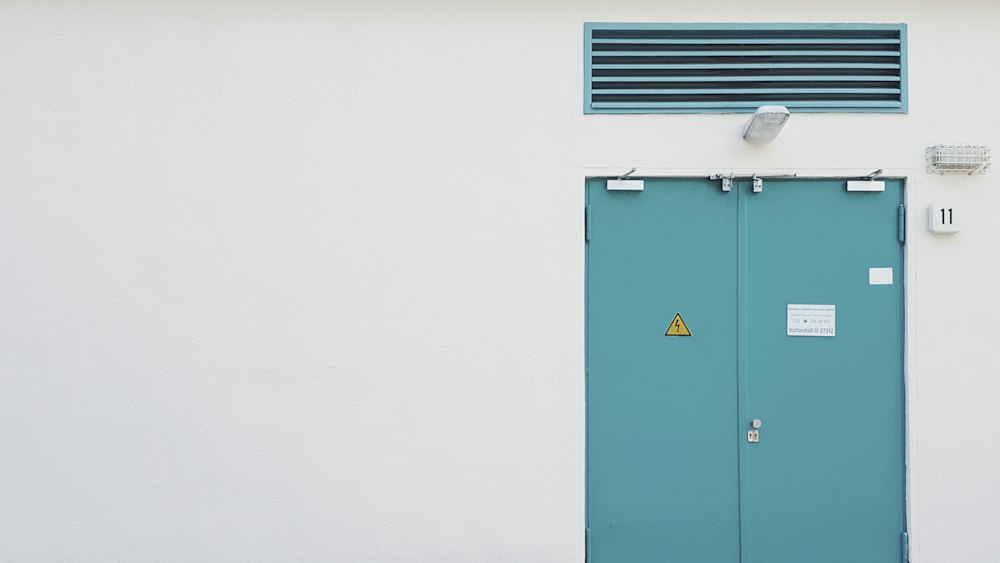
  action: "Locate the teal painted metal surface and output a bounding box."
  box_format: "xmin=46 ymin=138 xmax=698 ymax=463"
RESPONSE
xmin=591 ymin=63 xmax=903 ymax=71
xmin=590 ymin=74 xmax=902 ymax=80
xmin=584 ymin=23 xmax=908 ymax=114
xmin=898 ymin=25 xmax=909 ymax=113
xmin=591 ymin=101 xmax=902 ymax=110
xmin=594 ymin=38 xmax=902 ymax=45
xmin=586 ymin=178 xmax=906 ymax=562
xmin=586 ymin=178 xmax=741 ymax=562
xmin=737 ymin=178 xmax=906 ymax=563
xmin=595 ymin=89 xmax=903 ymax=95
xmin=586 ymin=22 xmax=907 ymax=31
xmin=594 ymin=50 xmax=900 ymax=56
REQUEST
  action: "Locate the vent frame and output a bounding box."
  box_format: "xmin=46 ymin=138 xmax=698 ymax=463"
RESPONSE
xmin=584 ymin=22 xmax=908 ymax=114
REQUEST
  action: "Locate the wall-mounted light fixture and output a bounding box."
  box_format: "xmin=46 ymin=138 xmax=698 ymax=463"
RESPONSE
xmin=926 ymin=145 xmax=991 ymax=174
xmin=743 ymin=105 xmax=790 ymax=144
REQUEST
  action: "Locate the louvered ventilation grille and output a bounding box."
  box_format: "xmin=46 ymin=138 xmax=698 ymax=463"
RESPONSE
xmin=584 ymin=24 xmax=907 ymax=113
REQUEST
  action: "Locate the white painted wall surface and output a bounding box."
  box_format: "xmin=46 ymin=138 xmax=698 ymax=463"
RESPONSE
xmin=1 ymin=1 xmax=998 ymax=561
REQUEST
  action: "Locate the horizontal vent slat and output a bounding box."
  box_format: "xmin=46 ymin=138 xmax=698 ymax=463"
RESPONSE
xmin=591 ymin=101 xmax=903 ymax=108
xmin=590 ymin=63 xmax=901 ymax=70
xmin=591 ymin=76 xmax=901 ymax=83
xmin=593 ymin=88 xmax=902 ymax=95
xmin=592 ymin=50 xmax=899 ymax=57
xmin=591 ymin=28 xmax=901 ymax=39
xmin=593 ymin=38 xmax=900 ymax=45
xmin=596 ymin=82 xmax=898 ymax=90
xmin=585 ymin=23 xmax=906 ymax=113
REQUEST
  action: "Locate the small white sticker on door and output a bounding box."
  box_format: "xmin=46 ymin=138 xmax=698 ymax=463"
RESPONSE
xmin=869 ymin=267 xmax=893 ymax=285
xmin=787 ymin=304 xmax=836 ymax=337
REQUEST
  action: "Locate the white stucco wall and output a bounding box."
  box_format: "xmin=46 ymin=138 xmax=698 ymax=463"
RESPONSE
xmin=1 ymin=1 xmax=998 ymax=561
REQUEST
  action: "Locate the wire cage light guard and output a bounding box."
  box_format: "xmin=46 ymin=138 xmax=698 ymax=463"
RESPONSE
xmin=926 ymin=144 xmax=991 ymax=174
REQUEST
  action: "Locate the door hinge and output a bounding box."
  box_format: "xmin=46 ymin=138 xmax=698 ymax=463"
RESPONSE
xmin=902 ymin=531 xmax=909 ymax=563
xmin=898 ymin=204 xmax=906 ymax=244
xmin=585 ymin=205 xmax=592 ymax=242
xmin=585 ymin=527 xmax=591 ymax=563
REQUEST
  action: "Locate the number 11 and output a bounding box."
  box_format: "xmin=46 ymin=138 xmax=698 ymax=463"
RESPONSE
xmin=941 ymin=208 xmax=953 ymax=225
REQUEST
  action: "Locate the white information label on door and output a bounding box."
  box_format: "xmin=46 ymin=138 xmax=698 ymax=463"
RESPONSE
xmin=787 ymin=304 xmax=836 ymax=337
xmin=869 ymin=267 xmax=893 ymax=285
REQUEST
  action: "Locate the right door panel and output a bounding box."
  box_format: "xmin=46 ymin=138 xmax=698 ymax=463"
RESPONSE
xmin=739 ymin=179 xmax=906 ymax=563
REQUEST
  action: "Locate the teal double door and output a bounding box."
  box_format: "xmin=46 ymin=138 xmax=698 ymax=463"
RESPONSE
xmin=586 ymin=178 xmax=906 ymax=563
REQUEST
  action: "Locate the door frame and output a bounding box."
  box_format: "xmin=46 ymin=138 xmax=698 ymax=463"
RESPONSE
xmin=582 ymin=173 xmax=913 ymax=562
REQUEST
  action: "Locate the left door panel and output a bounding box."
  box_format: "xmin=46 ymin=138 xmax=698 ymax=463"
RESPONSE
xmin=586 ymin=178 xmax=740 ymax=563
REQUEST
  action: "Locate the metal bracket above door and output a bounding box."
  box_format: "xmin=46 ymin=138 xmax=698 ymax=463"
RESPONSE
xmin=710 ymin=173 xmax=797 ymax=193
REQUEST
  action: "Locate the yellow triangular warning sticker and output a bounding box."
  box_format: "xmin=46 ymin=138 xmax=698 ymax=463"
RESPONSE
xmin=664 ymin=312 xmax=692 ymax=336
